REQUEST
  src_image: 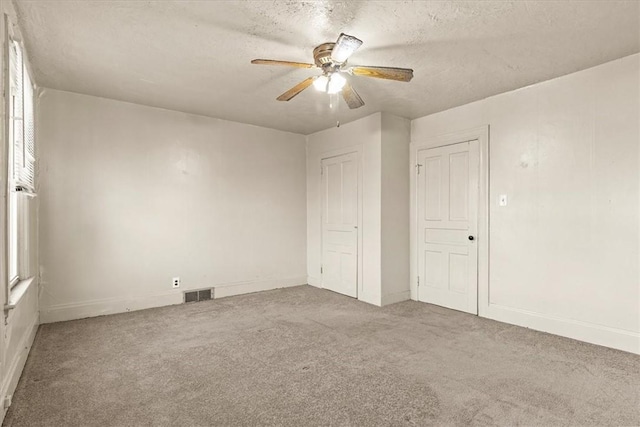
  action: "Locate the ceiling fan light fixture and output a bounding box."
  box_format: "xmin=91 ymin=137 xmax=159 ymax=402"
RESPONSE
xmin=313 ymin=75 xmax=329 ymax=92
xmin=327 ymin=73 xmax=346 ymax=94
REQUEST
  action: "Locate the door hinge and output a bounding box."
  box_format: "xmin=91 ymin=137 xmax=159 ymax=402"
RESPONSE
xmin=320 ymin=265 xmax=323 ymax=274
xmin=415 ymin=163 xmax=423 ymax=174
xmin=320 ymin=165 xmax=323 ymax=175
xmin=417 ymin=276 xmax=420 ymax=287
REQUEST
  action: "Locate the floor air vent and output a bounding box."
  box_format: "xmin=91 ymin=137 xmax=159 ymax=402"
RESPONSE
xmin=184 ymin=288 xmax=214 ymax=303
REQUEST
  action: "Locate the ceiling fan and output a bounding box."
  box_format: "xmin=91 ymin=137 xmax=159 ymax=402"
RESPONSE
xmin=251 ymin=33 xmax=413 ymax=109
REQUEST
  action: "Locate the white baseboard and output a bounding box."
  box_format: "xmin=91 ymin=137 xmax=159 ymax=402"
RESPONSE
xmin=381 ymin=290 xmax=410 ymax=306
xmin=40 ymin=292 xmax=182 ymax=323
xmin=214 ymin=276 xmax=306 ymax=299
xmin=307 ymin=278 xmax=384 ymax=307
xmin=358 ymin=291 xmax=381 ymax=307
xmin=40 ymin=276 xmax=307 ymax=324
xmin=307 ymin=276 xmax=321 ymax=288
xmin=1 ymin=314 xmax=39 ymax=423
xmin=484 ymin=303 xmax=640 ymax=355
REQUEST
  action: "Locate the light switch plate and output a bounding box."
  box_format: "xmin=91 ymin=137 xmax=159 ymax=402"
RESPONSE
xmin=499 ymin=194 xmax=508 ymax=206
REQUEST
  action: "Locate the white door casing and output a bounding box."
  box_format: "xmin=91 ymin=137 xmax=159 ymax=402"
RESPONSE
xmin=321 ymin=152 xmax=358 ymax=298
xmin=417 ymin=140 xmax=479 ymax=314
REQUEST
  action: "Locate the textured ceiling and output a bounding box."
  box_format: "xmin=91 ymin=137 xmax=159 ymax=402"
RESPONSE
xmin=14 ymin=0 xmax=640 ymax=134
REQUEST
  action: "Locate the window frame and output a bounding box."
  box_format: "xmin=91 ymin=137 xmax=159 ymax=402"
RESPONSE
xmin=6 ymin=35 xmax=36 ymax=291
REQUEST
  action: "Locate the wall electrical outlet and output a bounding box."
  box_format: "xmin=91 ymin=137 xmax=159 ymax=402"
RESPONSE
xmin=172 ymin=277 xmax=181 ymax=288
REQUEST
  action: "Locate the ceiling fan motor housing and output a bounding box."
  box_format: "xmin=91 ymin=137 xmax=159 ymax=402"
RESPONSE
xmin=313 ymin=42 xmax=336 ymax=68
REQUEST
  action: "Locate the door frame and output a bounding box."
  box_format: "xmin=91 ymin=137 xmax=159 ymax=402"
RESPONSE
xmin=410 ymin=126 xmax=489 ymax=316
xmin=319 ymin=146 xmax=362 ymax=299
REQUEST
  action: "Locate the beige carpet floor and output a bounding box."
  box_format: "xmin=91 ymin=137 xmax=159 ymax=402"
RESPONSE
xmin=3 ymin=285 xmax=639 ymax=426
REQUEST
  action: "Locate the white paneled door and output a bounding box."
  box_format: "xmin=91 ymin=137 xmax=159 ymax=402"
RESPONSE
xmin=321 ymin=152 xmax=358 ymax=298
xmin=417 ymin=140 xmax=479 ymax=314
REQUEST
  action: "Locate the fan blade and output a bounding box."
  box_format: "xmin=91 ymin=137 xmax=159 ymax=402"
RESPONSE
xmin=276 ymin=77 xmax=316 ymax=101
xmin=341 ymin=82 xmax=364 ymax=109
xmin=331 ymin=33 xmax=363 ymax=63
xmin=251 ymin=59 xmax=315 ymax=68
xmin=350 ymin=66 xmax=413 ymax=82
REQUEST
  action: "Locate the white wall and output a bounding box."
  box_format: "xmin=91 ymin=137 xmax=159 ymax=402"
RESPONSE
xmin=381 ymin=114 xmax=411 ymax=305
xmin=411 ymin=54 xmax=640 ymax=353
xmin=38 ymin=89 xmax=307 ymax=323
xmin=306 ymin=112 xmax=410 ymax=306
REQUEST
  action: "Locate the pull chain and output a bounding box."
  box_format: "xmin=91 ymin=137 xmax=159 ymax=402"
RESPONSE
xmin=329 ymin=92 xmax=341 ymax=127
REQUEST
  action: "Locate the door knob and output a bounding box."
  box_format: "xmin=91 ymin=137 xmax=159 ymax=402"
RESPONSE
xmin=468 ymin=235 xmax=475 ymax=241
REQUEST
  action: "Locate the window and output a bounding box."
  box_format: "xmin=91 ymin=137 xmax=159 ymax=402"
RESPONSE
xmin=8 ymin=39 xmax=36 ymax=289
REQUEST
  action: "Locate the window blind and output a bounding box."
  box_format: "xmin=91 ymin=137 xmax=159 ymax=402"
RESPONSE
xmin=9 ymin=39 xmax=35 ymax=191
xmin=22 ymin=63 xmax=35 ymax=188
